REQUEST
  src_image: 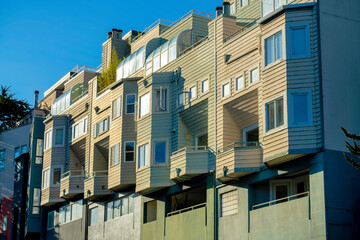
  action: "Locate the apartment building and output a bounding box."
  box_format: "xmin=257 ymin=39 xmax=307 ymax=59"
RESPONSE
xmin=34 ymin=0 xmax=360 ymax=240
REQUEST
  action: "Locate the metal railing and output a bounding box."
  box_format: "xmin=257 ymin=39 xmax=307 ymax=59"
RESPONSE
xmin=252 ymin=191 xmax=309 ymax=210
xmin=61 ymin=170 xmax=86 ymax=179
xmin=131 ymin=19 xmax=175 ymax=43
xmin=167 ymin=203 xmax=206 ymax=217
xmin=132 ymin=10 xmax=215 ymax=44
xmin=217 ymin=141 xmax=260 ymax=155
xmin=172 ymin=146 xmax=208 ymax=156
xmin=86 ymin=170 xmax=108 ymax=179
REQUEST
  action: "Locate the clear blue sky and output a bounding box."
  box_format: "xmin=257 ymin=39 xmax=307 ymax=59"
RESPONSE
xmin=0 ymin=0 xmax=219 ymax=107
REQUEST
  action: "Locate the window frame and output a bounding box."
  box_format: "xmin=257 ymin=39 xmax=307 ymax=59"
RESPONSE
xmin=35 ymin=138 xmax=44 ymax=164
xmin=235 ymin=73 xmax=245 ymax=92
xmin=94 ymin=117 xmax=110 ymax=138
xmin=229 ymin=2 xmax=235 ymax=15
xmin=0 ymin=149 xmax=5 ymax=170
xmin=286 ymin=22 xmax=311 ymax=60
xmin=104 ymin=194 xmax=135 ymax=222
xmin=51 ymin=165 xmax=63 ymax=187
xmin=139 ymin=92 xmax=151 ymax=118
xmin=189 ymin=85 xmax=197 ymax=101
xmin=125 ymin=94 xmax=136 ymax=114
xmin=262 ymin=26 xmax=286 ymax=70
xmin=249 ymin=64 xmax=259 ymax=85
xmin=288 ymin=89 xmax=313 ymax=127
xmin=152 ymin=139 xmax=168 ymax=165
xmin=153 ymin=87 xmax=168 ymax=113
xmin=242 ymin=123 xmax=259 ymax=143
xmin=138 ymin=142 xmax=149 ymax=169
xmin=72 ymin=116 xmax=88 ymax=141
xmin=112 ymin=96 xmax=122 ymax=120
xmin=32 ymin=187 xmax=41 ymax=215
xmin=88 ymin=206 xmax=98 ymax=226
xmin=53 ymin=126 xmax=65 ymax=147
xmin=47 ymin=211 xmax=55 ymax=230
xmin=42 ymin=167 xmax=50 ymax=190
xmin=263 ymin=92 xmax=287 ymax=136
xmin=177 ymin=92 xmax=184 ymax=108
xmin=110 ymin=143 xmax=120 ymax=167
xmin=240 ymin=0 xmax=248 ymax=8
xmin=44 ymin=129 xmax=52 ymax=151
xmin=221 ymin=81 xmax=231 ymax=99
xmin=124 ymin=141 xmax=135 ymax=163
xmin=201 ymin=79 xmax=209 ymax=94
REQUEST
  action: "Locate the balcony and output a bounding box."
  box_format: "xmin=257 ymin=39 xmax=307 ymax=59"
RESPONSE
xmin=170 ymin=146 xmax=209 ymax=182
xmin=84 ymin=170 xmax=111 ymax=200
xmin=59 ymin=170 xmax=85 ymax=199
xmin=217 ymin=142 xmax=262 ymax=182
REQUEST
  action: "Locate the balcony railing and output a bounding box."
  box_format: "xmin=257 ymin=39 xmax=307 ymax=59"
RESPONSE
xmin=62 ymin=170 xmax=86 ymax=179
xmin=167 ymin=203 xmax=206 ymax=217
xmin=86 ymin=170 xmax=108 ymax=179
xmin=252 ymin=191 xmax=309 ymax=210
xmin=172 ymin=146 xmax=207 ymax=156
xmin=261 ymin=0 xmax=315 ymax=17
xmin=217 ymin=141 xmax=260 ymax=155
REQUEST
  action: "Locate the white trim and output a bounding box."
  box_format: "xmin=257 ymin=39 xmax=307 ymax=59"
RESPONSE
xmin=153 ymin=87 xmax=169 ymax=114
xmin=112 ymin=96 xmax=122 ymax=120
xmin=125 ymin=94 xmax=136 ymax=114
xmin=71 ymin=116 xmax=88 ymax=141
xmin=123 ymin=141 xmax=135 ymax=163
xmin=137 ymin=142 xmax=150 ymax=169
xmin=262 ymin=25 xmax=286 ymax=71
xmin=42 ymin=167 xmax=51 ymax=190
xmin=286 ymin=22 xmax=311 ymax=60
xmin=110 ymin=143 xmax=120 ymax=167
xmin=177 ymin=92 xmax=185 ymax=108
xmin=270 ymin=175 xmax=309 ymax=201
xmin=235 ymin=73 xmax=245 ymax=92
xmin=288 ymin=89 xmax=313 ymax=127
xmin=201 ymin=78 xmax=209 ymax=94
xmin=249 ymin=63 xmax=260 ymax=85
xmin=221 ymin=80 xmax=231 ymax=99
xmin=189 ymin=85 xmax=197 ymax=101
xmin=139 ymin=92 xmax=151 ymax=118
xmin=44 ymin=129 xmax=52 ymax=151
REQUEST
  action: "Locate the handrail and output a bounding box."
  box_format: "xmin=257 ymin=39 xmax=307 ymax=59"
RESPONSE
xmin=86 ymin=170 xmax=108 ymax=178
xmin=223 ymin=19 xmax=259 ymax=43
xmin=217 ymin=141 xmax=260 ymax=155
xmin=172 ymin=146 xmax=208 ymax=156
xmin=252 ymin=191 xmax=309 ymax=210
xmin=62 ymin=170 xmax=86 ymax=179
xmin=131 ymin=10 xmax=215 ymax=44
xmin=167 ymin=203 xmax=206 ymax=217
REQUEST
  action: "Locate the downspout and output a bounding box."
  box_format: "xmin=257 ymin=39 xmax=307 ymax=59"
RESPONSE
xmin=213 ymin=16 xmax=218 ymax=240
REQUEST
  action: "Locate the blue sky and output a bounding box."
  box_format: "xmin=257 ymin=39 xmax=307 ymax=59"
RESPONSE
xmin=0 ymin=0 xmax=219 ymax=106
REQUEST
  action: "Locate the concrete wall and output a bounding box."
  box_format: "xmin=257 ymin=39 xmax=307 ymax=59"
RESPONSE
xmin=319 ymin=0 xmax=360 ymax=152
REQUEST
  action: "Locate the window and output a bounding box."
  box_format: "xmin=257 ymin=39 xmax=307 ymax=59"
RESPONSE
xmin=42 ymin=169 xmax=50 ymax=189
xmin=221 ymin=190 xmax=238 ymax=217
xmin=35 ymin=139 xmax=44 ymax=164
xmin=54 ymin=128 xmax=64 ymax=146
xmin=153 ymin=48 xmax=161 ymax=72
xmin=265 ymin=31 xmax=282 ymax=67
xmin=287 ymin=23 xmax=310 ymax=59
xmin=242 ymin=124 xmax=259 ymax=146
xmin=71 ymin=200 xmax=83 ymax=220
xmin=235 ymin=75 xmax=244 ymax=91
xmin=112 ymin=97 xmax=121 ymax=119
xmin=189 ymin=86 xmax=196 ymax=100
xmin=250 ymin=67 xmax=259 ymax=84
xmin=222 ymin=82 xmax=230 ymax=98
xmin=2 ymin=215 xmax=7 ymax=231
xmin=154 ymin=141 xmax=166 ymax=164
xmin=177 ymin=93 xmax=184 ymax=107
xmin=266 ymin=97 xmax=284 ymax=132
xmin=0 ymin=149 xmax=5 ymax=169
xmin=94 ymin=117 xmax=109 ymax=137
xmin=32 ymin=188 xmax=41 ymax=214
xmin=262 ymin=0 xmax=286 ymax=17
xmin=59 ymin=205 xmax=71 ymax=224
xmin=89 ymin=207 xmax=98 ymax=226
xmin=124 ymin=141 xmax=135 ymax=162
xmin=270 ymin=176 xmax=309 ymax=204
xmin=230 ymin=3 xmax=235 ymax=14
xmin=72 ymin=117 xmax=88 ymax=140
xmin=126 ymin=94 xmax=136 ymax=114
xmin=44 ymin=130 xmax=52 ymax=150
xmin=241 ymin=0 xmax=248 ymax=7
xmin=288 ymin=90 xmax=313 ymax=127
xmin=202 ymin=79 xmax=209 ymax=93
xmin=105 ymin=194 xmax=135 ymax=221
xmin=139 ymin=93 xmax=150 ymax=117
xmin=53 ymin=168 xmax=61 ymax=185
xmin=154 ymin=88 xmax=167 ymax=112
xmin=47 ymin=211 xmax=55 ymax=230
xmin=110 ymin=143 xmax=120 ymax=166
xmin=138 ymin=143 xmax=149 ymax=168
xmin=196 ymin=133 xmax=208 ymax=147
xmin=160 ymin=42 xmax=169 ymax=68
xmin=144 ymin=200 xmax=157 ymax=223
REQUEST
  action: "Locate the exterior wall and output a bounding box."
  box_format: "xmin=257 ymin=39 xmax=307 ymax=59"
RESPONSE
xmin=102 ymin=30 xmax=129 ymax=70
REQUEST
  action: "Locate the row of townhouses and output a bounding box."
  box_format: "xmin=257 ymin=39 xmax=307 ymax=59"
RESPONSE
xmin=2 ymin=0 xmax=359 ymax=239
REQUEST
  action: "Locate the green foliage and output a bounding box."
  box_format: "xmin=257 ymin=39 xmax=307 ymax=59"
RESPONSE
xmin=341 ymin=127 xmax=360 ymax=170
xmin=97 ymin=47 xmax=122 ymax=92
xmin=0 ymin=86 xmax=30 ymax=132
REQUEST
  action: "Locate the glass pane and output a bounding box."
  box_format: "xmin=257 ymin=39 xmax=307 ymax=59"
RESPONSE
xmin=114 ymin=144 xmax=119 ymax=165
xmin=14 ymin=147 xmax=20 ymax=159
xmin=53 ymin=168 xmax=61 ymax=185
xmin=126 ymin=142 xmax=134 ymax=152
xmin=190 ymin=87 xmax=196 ymax=99
xmin=130 ymin=53 xmax=136 ymax=74
xmin=250 ymin=68 xmax=258 ymax=83
xmin=106 ymin=201 xmax=113 ymax=220
xmin=236 ymin=76 xmax=244 ymax=90
xmin=33 ymin=188 xmax=40 ymax=206
xmin=90 ymin=207 xmax=98 ymax=225
xmin=121 ymin=197 xmax=129 ymax=215
xmin=275 ymin=32 xmax=283 ymax=61
xmin=55 ymin=128 xmax=64 ymax=145
xmin=139 ymin=146 xmax=144 ymax=168
xmin=223 ymin=83 xmax=230 ymax=97
xmin=202 ymin=80 xmax=208 ymax=92
xmin=275 ymin=185 xmax=288 ymax=202
xmin=65 ymin=205 xmax=71 ymax=222
xmin=153 ymin=55 xmax=160 ymax=72
xmin=291 ymin=27 xmax=306 ymax=56
xmin=178 ymin=93 xmax=184 ymax=106
xmin=126 ymin=152 xmax=134 ymax=162
xmin=265 ymin=36 xmax=274 ymax=66
xmin=136 ymin=47 xmax=145 ymax=71
xmin=140 ymin=93 xmax=150 ymax=117
xmin=35 ymin=157 xmax=43 ymax=164
xmin=169 ymin=45 xmax=176 ymax=62
xmin=161 ymin=50 xmax=168 ymax=68
xmin=197 ymin=134 xmax=208 ymax=147
xmin=262 ymin=0 xmax=273 ymax=17
xmin=275 ymin=0 xmax=286 ymax=9
xmin=154 ymin=141 xmax=166 ymax=163
xmin=297 ymin=182 xmax=305 ymax=194
xmin=293 ymin=93 xmax=308 ymax=123
xmin=144 ymin=144 xmax=149 ymax=166
xmin=266 ymin=102 xmax=275 ymax=131
xmin=276 ymin=98 xmax=284 ymax=127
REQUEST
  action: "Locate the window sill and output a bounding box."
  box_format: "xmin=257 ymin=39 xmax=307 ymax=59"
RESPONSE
xmin=263 ymin=58 xmax=284 ymax=71
xmin=112 ymin=115 xmax=121 ymax=121
xmin=264 ymin=124 xmax=286 ymax=137
xmin=139 ymin=113 xmax=151 ymax=121
xmin=110 ymin=163 xmax=120 ymax=168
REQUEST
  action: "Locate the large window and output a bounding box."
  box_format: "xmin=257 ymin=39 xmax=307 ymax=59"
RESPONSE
xmin=288 ymin=90 xmax=313 ymax=127
xmin=14 ymin=145 xmax=27 ymax=159
xmin=138 ymin=143 xmax=149 ymax=169
xmin=52 ymin=168 xmax=61 ymax=185
xmin=44 ymin=130 xmax=52 ymax=151
xmin=32 ymin=188 xmax=41 ymax=214
xmin=94 ymin=117 xmax=109 ymax=138
xmin=0 ymin=149 xmax=5 ymax=169
xmin=139 ymin=93 xmax=150 ymax=118
xmin=59 ymin=200 xmax=82 ymax=224
xmin=230 ymin=3 xmax=235 ymax=14
xmin=222 ymin=82 xmax=230 ymax=98
xmin=110 ymin=143 xmax=120 ymax=166
xmin=72 ymin=117 xmax=87 ymax=140
xmin=241 ymin=0 xmax=248 ymax=7
xmin=266 ymin=97 xmax=284 ymax=132
xmin=265 ymin=31 xmax=282 ymax=67
xmin=112 ymin=97 xmax=121 ymax=119
xmin=105 ymin=194 xmax=135 ymax=221
xmin=220 ymin=190 xmax=238 ymax=217
xmin=47 ymin=211 xmax=55 ymax=230
xmin=42 ymin=169 xmax=50 ymax=189
xmin=126 ymin=94 xmax=136 ymax=114
xmin=262 ymin=0 xmax=286 ymax=17
xmin=287 ymin=23 xmax=310 ymax=59
xmin=89 ymin=207 xmax=98 ymax=226
xmin=154 ymin=88 xmax=167 ymax=112
xmin=153 ymin=141 xmax=166 ymax=164
xmin=124 ymin=141 xmax=135 ymax=162
xmin=54 ymin=127 xmax=64 ymax=146
xmin=35 ymin=139 xmax=44 ymax=164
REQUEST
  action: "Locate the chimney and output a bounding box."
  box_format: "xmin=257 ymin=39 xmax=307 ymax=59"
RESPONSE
xmin=223 ymin=2 xmax=230 ymax=15
xmin=112 ymin=28 xmax=123 ymax=40
xmin=216 ymin=6 xmax=223 ymax=17
xmin=34 ymin=90 xmax=39 ymax=108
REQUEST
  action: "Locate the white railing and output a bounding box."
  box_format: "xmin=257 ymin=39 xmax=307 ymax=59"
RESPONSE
xmin=167 ymin=203 xmax=206 ymax=217
xmin=172 ymin=146 xmax=208 ymax=156
xmin=86 ymin=170 xmax=108 ymax=178
xmin=62 ymin=170 xmax=86 ymax=179
xmin=217 ymin=141 xmax=260 ymax=155
xmin=252 ymin=191 xmax=309 ymax=210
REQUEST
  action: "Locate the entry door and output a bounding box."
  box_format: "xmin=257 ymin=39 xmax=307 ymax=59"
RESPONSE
xmin=271 ymin=182 xmax=291 ymax=204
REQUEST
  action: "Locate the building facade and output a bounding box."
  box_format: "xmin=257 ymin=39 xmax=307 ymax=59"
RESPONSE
xmin=9 ymin=0 xmax=358 ymax=240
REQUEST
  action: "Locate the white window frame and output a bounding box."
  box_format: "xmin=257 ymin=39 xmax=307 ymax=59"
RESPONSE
xmin=32 ymin=187 xmax=41 ymax=215
xmin=263 ymin=92 xmax=287 ymax=136
xmin=53 ymin=127 xmax=65 ymax=147
xmin=240 ymin=0 xmax=248 ymax=8
xmin=138 ymin=142 xmax=149 ymax=169
xmin=286 ymin=22 xmax=311 ymax=59
xmin=152 ymin=139 xmax=168 ymax=165
xmin=112 ymin=96 xmax=122 ymax=119
xmin=262 ymin=26 xmax=286 ymax=70
xmin=189 ymin=86 xmax=197 ymax=101
xmin=139 ymin=92 xmax=151 ymax=118
xmin=177 ymin=92 xmax=184 ymax=108
xmin=153 ymin=87 xmax=168 ymax=113
xmin=124 ymin=141 xmax=135 ymax=162
xmin=110 ymin=143 xmax=120 ymax=167
xmin=44 ymin=129 xmax=52 ymax=151
xmin=288 ymin=89 xmax=313 ymax=127
xmin=201 ymin=79 xmax=209 ymax=93
xmin=94 ymin=117 xmax=110 ymax=137
xmin=230 ymin=2 xmax=235 ymax=15
xmin=125 ymin=94 xmax=136 ymax=114
xmin=270 ymin=176 xmax=309 ymax=201
xmin=235 ymin=74 xmax=245 ymax=92
xmin=51 ymin=165 xmax=63 ymax=187
xmin=249 ymin=64 xmax=259 ymax=85
xmin=42 ymin=167 xmax=50 ymax=190
xmin=72 ymin=116 xmax=88 ymax=141
xmin=47 ymin=211 xmax=55 ymax=230
xmin=222 ymin=81 xmax=231 ymax=99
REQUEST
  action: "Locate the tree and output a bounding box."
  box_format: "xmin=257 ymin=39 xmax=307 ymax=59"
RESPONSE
xmin=341 ymin=127 xmax=360 ymax=170
xmin=0 ymin=86 xmax=30 ymax=132
xmin=97 ymin=47 xmax=122 ymax=92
